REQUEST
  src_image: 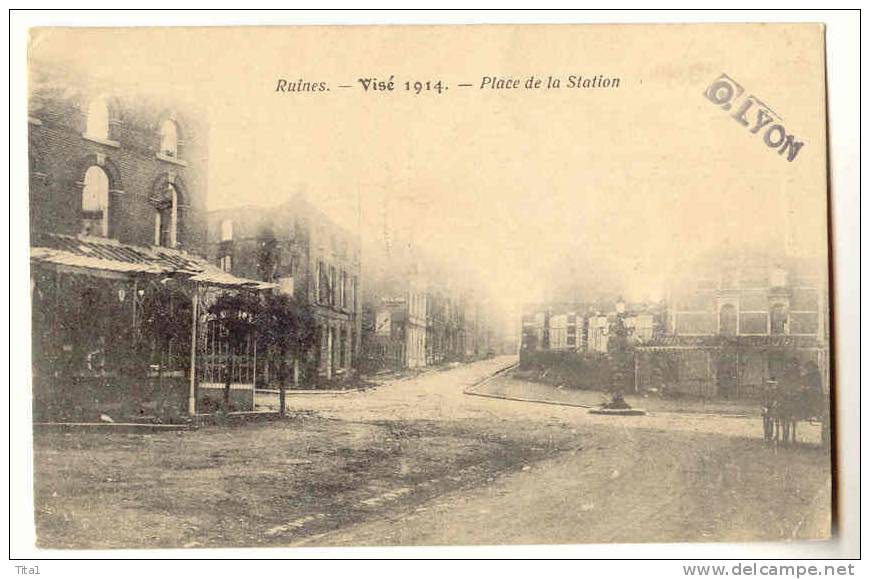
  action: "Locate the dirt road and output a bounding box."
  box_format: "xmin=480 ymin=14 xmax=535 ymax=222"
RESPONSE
xmin=271 ymin=356 xmax=822 ymax=444
xmin=295 ymin=424 xmax=831 ymax=547
xmin=282 ymin=357 xmax=830 ymax=547
xmin=33 ymin=356 xmax=832 ymax=549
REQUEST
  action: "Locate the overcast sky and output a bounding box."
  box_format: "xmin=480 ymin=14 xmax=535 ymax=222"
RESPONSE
xmin=30 ymin=25 xmax=830 ymax=313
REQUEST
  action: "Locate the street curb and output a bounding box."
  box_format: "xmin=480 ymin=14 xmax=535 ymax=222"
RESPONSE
xmin=463 ymin=362 xmax=593 ymax=409
xmin=33 ymin=422 xmax=196 ymax=433
xmin=255 ymin=388 xmax=364 ymax=396
xmin=463 ymin=361 xmax=521 ymax=395
xmin=35 ymin=410 xmax=295 ymax=432
xmin=463 ymin=366 xmax=758 ymax=417
xmin=464 ymin=389 xmax=593 ymax=409
xmin=254 ymin=364 xmax=451 ymax=397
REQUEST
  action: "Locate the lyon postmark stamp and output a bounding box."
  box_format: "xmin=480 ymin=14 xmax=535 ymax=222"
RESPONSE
xmin=704 ymin=73 xmax=805 ymax=163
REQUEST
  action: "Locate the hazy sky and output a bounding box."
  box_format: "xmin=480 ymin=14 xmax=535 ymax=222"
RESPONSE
xmin=30 ymin=25 xmax=829 ymax=312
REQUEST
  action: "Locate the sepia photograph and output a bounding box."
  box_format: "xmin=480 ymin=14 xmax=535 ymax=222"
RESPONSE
xmin=11 ymin=13 xmax=860 ymax=562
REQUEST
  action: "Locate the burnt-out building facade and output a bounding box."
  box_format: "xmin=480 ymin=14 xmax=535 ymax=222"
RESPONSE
xmin=360 ymin=251 xmax=484 ymax=372
xmin=359 ymin=256 xmax=428 ymax=372
xmin=28 ymin=66 xmax=208 ymax=250
xmin=521 ymin=299 xmax=662 ymax=354
xmin=28 ymin=63 xmax=272 ymax=420
xmin=425 ymin=282 xmax=465 ymax=365
xmin=205 ymin=195 xmax=362 ymax=385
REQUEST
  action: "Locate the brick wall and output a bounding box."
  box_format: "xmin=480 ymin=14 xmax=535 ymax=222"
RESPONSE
xmin=28 ymin=66 xmax=208 ymax=251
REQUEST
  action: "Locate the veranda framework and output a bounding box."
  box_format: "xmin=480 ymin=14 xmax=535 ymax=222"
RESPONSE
xmin=30 ymin=233 xmax=274 ymax=421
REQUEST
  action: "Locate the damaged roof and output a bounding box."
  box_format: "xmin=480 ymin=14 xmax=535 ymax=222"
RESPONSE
xmin=30 ymin=233 xmax=276 ymax=290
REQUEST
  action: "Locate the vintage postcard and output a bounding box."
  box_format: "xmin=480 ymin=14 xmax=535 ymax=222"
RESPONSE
xmin=25 ymin=23 xmax=833 ymax=551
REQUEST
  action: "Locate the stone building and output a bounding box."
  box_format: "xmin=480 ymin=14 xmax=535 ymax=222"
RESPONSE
xmin=360 ymin=249 xmax=484 ymax=371
xmin=205 ymin=195 xmax=362 ymax=385
xmin=635 ymin=250 xmax=829 ymax=398
xmin=521 ymin=299 xmax=662 ymax=356
xmin=425 ymin=282 xmax=465 ymax=365
xmin=405 ymin=273 xmax=429 ymax=368
xmin=521 ymin=302 xmax=606 ymax=353
xmin=28 ymin=62 xmax=270 ymax=420
xmin=460 ymin=291 xmax=492 ymax=359
xmin=360 ymin=258 xmax=428 ymax=371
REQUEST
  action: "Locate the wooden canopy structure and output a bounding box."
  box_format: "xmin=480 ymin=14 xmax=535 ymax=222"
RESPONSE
xmin=30 ymin=233 xmax=276 ymax=420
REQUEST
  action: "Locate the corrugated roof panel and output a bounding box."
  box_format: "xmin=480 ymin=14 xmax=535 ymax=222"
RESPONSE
xmin=31 ymin=233 xmax=274 ymax=289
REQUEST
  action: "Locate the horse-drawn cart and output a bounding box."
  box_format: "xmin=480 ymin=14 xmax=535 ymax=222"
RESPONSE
xmin=761 ymin=361 xmax=827 ymax=445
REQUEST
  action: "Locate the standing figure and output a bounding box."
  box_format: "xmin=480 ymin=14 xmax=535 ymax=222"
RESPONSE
xmin=762 ymin=377 xmax=778 ymax=443
xmin=779 ymin=359 xmax=803 ymax=444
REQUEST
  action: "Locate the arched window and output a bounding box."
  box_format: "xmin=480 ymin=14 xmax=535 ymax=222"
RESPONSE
xmin=154 ymin=184 xmax=178 ymax=247
xmin=220 ymin=219 xmax=234 ymax=242
xmin=718 ymin=304 xmax=737 ymax=336
xmin=85 ymin=97 xmax=109 ymax=140
xmin=81 ymin=165 xmax=109 ymax=237
xmin=770 ymin=304 xmax=788 ymax=335
xmin=159 ymin=119 xmax=178 ymax=157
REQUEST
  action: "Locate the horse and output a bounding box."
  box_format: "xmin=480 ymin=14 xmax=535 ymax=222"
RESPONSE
xmin=764 ymin=381 xmax=824 ymax=445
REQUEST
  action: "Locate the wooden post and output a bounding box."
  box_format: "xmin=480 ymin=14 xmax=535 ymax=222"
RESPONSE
xmin=736 ymin=347 xmax=741 ymax=399
xmin=706 ymin=351 xmax=713 ymax=399
xmin=279 ymin=349 xmax=287 ymax=417
xmin=326 ymin=326 xmax=333 ymax=380
xmin=187 ymin=287 xmax=199 ymax=416
xmin=633 ymin=353 xmax=640 ymax=394
xmin=131 ymin=279 xmax=137 ymax=340
xmin=293 ymin=357 xmax=300 ymax=388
